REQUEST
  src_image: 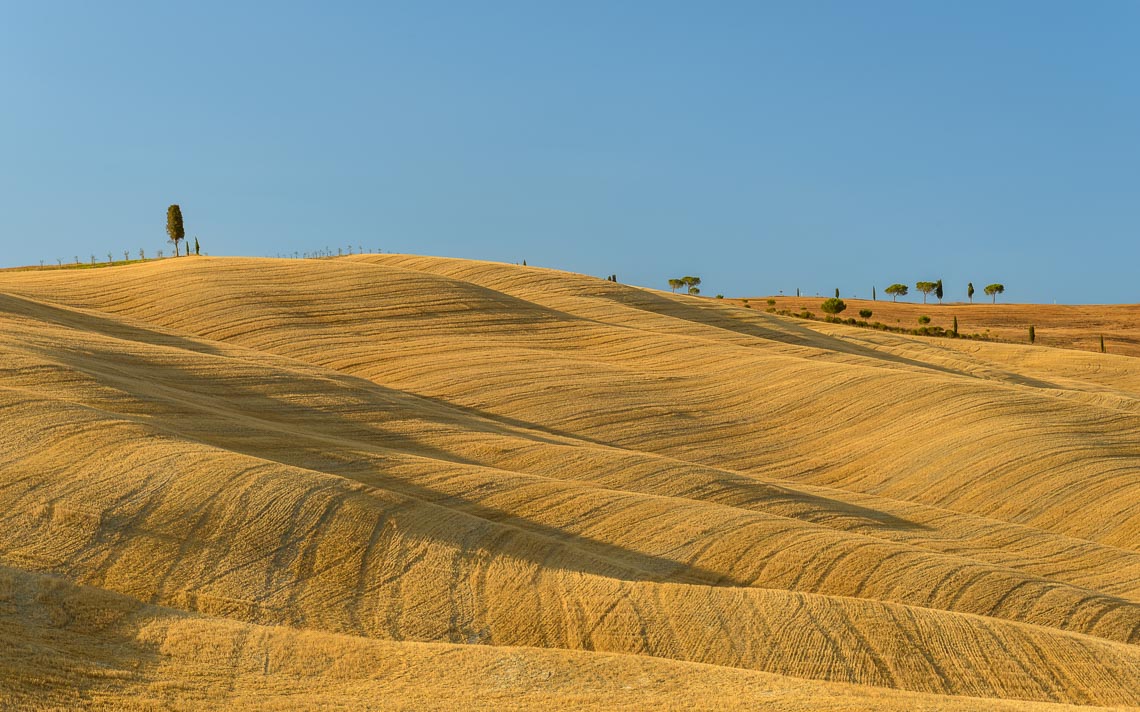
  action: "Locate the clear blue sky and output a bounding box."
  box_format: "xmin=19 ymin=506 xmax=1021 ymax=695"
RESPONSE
xmin=2 ymin=2 xmax=1137 ymax=303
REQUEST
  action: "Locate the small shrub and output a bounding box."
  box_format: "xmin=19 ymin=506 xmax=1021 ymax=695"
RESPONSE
xmin=859 ymin=309 xmax=872 ymax=319
xmin=715 ymin=294 xmax=724 ymax=299
xmin=767 ymin=299 xmax=776 ymax=306
xmin=918 ymin=315 xmax=931 ymax=325
xmin=766 ymin=307 xmax=776 ymax=313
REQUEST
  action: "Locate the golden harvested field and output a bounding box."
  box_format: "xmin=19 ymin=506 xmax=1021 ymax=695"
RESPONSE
xmin=2 ymin=255 xmax=1140 ymax=710
xmin=743 ymin=295 xmax=1140 ymax=357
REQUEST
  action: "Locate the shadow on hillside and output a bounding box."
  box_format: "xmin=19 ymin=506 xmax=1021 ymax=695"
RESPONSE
xmin=13 ymin=340 xmax=925 ymax=593
xmin=9 ymin=287 xmax=928 ymax=595
xmin=674 ymin=475 xmax=927 ymax=532
xmin=0 ymin=565 xmax=168 ymax=701
xmin=253 ymin=413 xmax=918 ymax=586
xmin=310 ymin=364 xmax=928 ymax=534
xmin=589 ymin=287 xmax=1050 ymax=383
xmin=404 ymin=390 xmax=617 ymax=449
xmin=303 ymin=257 xmax=591 ymax=327
xmin=0 ymin=293 xmax=227 ymax=357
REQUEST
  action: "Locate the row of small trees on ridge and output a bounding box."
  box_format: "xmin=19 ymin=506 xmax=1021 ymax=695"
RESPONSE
xmin=882 ymin=280 xmax=1005 ymax=304
xmin=36 ymin=204 xmax=199 ymax=268
xmin=51 ymin=247 xmax=192 ymax=267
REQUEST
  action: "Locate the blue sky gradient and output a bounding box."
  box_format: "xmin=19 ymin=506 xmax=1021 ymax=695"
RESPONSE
xmin=2 ymin=2 xmax=1137 ymax=302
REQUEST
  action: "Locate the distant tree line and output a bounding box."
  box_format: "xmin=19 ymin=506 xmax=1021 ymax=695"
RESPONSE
xmin=876 ymin=281 xmax=1004 ymax=304
xmin=276 ymin=245 xmax=385 ymax=258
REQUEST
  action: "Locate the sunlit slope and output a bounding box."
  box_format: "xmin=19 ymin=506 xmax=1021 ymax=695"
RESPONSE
xmin=4 ymin=567 xmax=1109 ymax=712
xmin=2 ymin=255 xmax=1140 ymax=708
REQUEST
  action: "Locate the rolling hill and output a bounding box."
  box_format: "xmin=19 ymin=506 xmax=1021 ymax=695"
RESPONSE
xmin=2 ymin=255 xmax=1139 ymax=710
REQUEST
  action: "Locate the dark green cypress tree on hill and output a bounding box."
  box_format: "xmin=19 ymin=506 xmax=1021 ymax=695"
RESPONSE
xmin=166 ymin=205 xmax=185 ymax=257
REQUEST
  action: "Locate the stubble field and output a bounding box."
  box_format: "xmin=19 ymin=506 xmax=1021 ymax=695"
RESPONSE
xmin=2 ymin=255 xmax=1139 ymax=710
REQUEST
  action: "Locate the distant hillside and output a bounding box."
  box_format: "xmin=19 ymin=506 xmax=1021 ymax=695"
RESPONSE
xmin=742 ymin=295 xmax=1140 ymax=357
xmin=2 ymin=255 xmax=1139 ymax=709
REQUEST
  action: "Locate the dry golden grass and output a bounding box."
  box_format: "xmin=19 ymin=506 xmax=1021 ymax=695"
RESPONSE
xmin=3 ymin=566 xmax=1121 ymax=712
xmin=2 ymin=255 xmax=1139 ymax=709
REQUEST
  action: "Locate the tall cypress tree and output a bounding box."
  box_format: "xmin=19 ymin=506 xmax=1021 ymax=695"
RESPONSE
xmin=166 ymin=205 xmax=185 ymax=257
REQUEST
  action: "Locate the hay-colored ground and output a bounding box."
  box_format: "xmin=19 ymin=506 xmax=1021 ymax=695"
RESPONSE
xmin=9 ymin=566 xmax=1106 ymax=712
xmin=744 ymin=295 xmax=1140 ymax=356
xmin=1 ymin=255 xmax=1139 ymax=710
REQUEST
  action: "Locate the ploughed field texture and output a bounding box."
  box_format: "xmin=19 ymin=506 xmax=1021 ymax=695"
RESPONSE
xmin=2 ymin=256 xmax=1140 ymax=711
